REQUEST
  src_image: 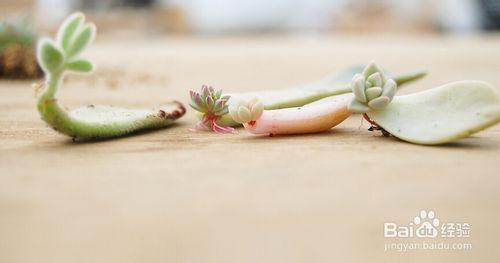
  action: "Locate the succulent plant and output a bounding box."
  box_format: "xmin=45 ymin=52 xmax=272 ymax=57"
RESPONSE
xmin=189 ymin=85 xmax=234 ymax=133
xmin=36 ymin=12 xmax=185 ymax=141
xmin=348 ymin=62 xmax=397 ymax=113
xmin=228 ymin=98 xmax=264 ymax=125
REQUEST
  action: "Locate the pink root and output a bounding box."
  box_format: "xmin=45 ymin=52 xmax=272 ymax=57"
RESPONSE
xmin=193 ymin=115 xmax=235 ymax=134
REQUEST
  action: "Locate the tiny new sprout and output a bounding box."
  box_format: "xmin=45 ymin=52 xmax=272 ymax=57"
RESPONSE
xmin=189 ymin=85 xmax=234 ymax=133
xmin=36 ymin=12 xmax=185 ymax=141
xmin=348 ymin=62 xmax=397 ymax=113
xmin=347 ymin=61 xmax=397 ymax=134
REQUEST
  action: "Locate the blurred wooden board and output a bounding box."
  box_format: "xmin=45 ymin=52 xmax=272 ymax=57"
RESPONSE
xmin=0 ymin=34 xmax=499 ymax=262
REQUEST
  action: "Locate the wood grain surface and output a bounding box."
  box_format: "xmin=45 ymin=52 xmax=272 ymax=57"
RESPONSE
xmin=1 ymin=34 xmax=499 ymax=262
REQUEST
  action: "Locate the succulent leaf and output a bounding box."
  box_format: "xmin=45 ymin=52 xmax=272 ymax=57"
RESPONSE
xmin=228 ymin=98 xmax=264 ymax=124
xmin=189 ymin=100 xmax=203 ymax=112
xmin=66 ymin=59 xmax=93 ymax=72
xmin=382 ymin=79 xmax=397 ymax=100
xmin=368 ymin=96 xmax=390 ymax=109
xmin=66 ymin=23 xmax=95 ymax=58
xmin=38 ymin=39 xmax=64 ymax=72
xmin=57 ymin=12 xmax=84 ymax=52
xmin=237 ymin=106 xmax=252 ymax=123
xmin=205 ymin=95 xmax=214 ymax=109
xmin=365 ymin=87 xmax=383 ymax=101
xmin=367 ymin=72 xmax=382 ymax=87
xmin=367 ymin=80 xmax=500 ymax=145
xmin=351 ymin=74 xmax=367 ymax=103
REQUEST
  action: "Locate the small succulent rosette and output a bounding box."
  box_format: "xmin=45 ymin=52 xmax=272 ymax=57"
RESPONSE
xmin=228 ymin=98 xmax=264 ymax=125
xmin=348 ymin=62 xmax=397 ymax=113
xmin=189 ymin=85 xmax=235 ymax=133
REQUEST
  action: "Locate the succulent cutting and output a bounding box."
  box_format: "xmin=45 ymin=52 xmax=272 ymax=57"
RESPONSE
xmin=189 ymin=85 xmax=234 ymax=133
xmin=228 ymin=62 xmax=500 ymax=145
xmin=36 ymin=12 xmax=185 ymax=141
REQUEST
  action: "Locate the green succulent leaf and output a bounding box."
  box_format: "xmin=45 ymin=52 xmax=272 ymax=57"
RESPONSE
xmin=362 ymin=62 xmax=384 ymax=80
xmin=367 ymin=72 xmax=383 ymax=87
xmin=351 ymin=74 xmax=367 ymax=103
xmin=66 ymin=59 xmax=93 ymax=72
xmin=367 ymin=81 xmax=500 ymax=145
xmin=66 ymin=23 xmax=95 ymax=58
xmin=38 ymin=39 xmax=64 ymax=72
xmin=57 ymin=12 xmax=84 ymax=52
xmin=382 ymin=79 xmax=397 ymax=99
xmin=366 ymin=87 xmax=383 ymax=101
xmin=367 ymin=96 xmax=390 ymax=109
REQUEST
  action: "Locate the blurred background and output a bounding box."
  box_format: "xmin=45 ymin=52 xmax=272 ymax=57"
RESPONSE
xmin=1 ymin=0 xmax=500 ymax=79
xmin=1 ymin=0 xmax=500 ymax=35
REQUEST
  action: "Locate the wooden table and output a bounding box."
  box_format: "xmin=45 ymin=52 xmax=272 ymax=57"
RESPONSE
xmin=1 ymin=34 xmax=499 ymax=262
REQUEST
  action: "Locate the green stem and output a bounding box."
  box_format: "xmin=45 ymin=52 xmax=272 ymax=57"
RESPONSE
xmin=43 ymin=71 xmax=62 ymax=98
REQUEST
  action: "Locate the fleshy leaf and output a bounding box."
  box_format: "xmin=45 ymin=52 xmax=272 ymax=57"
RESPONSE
xmin=382 ymin=79 xmax=397 ymax=100
xmin=66 ymin=59 xmax=93 ymax=72
xmin=367 ymin=80 xmax=500 ymax=145
xmin=38 ymin=39 xmax=64 ymax=72
xmin=66 ymin=23 xmax=95 ymax=58
xmin=367 ymin=72 xmax=383 ymax=87
xmin=368 ymin=96 xmax=390 ymax=109
xmin=365 ymin=87 xmax=383 ymax=101
xmin=57 ymin=12 xmax=84 ymax=52
xmin=351 ymin=74 xmax=367 ymax=103
xmin=237 ymin=106 xmax=252 ymax=123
